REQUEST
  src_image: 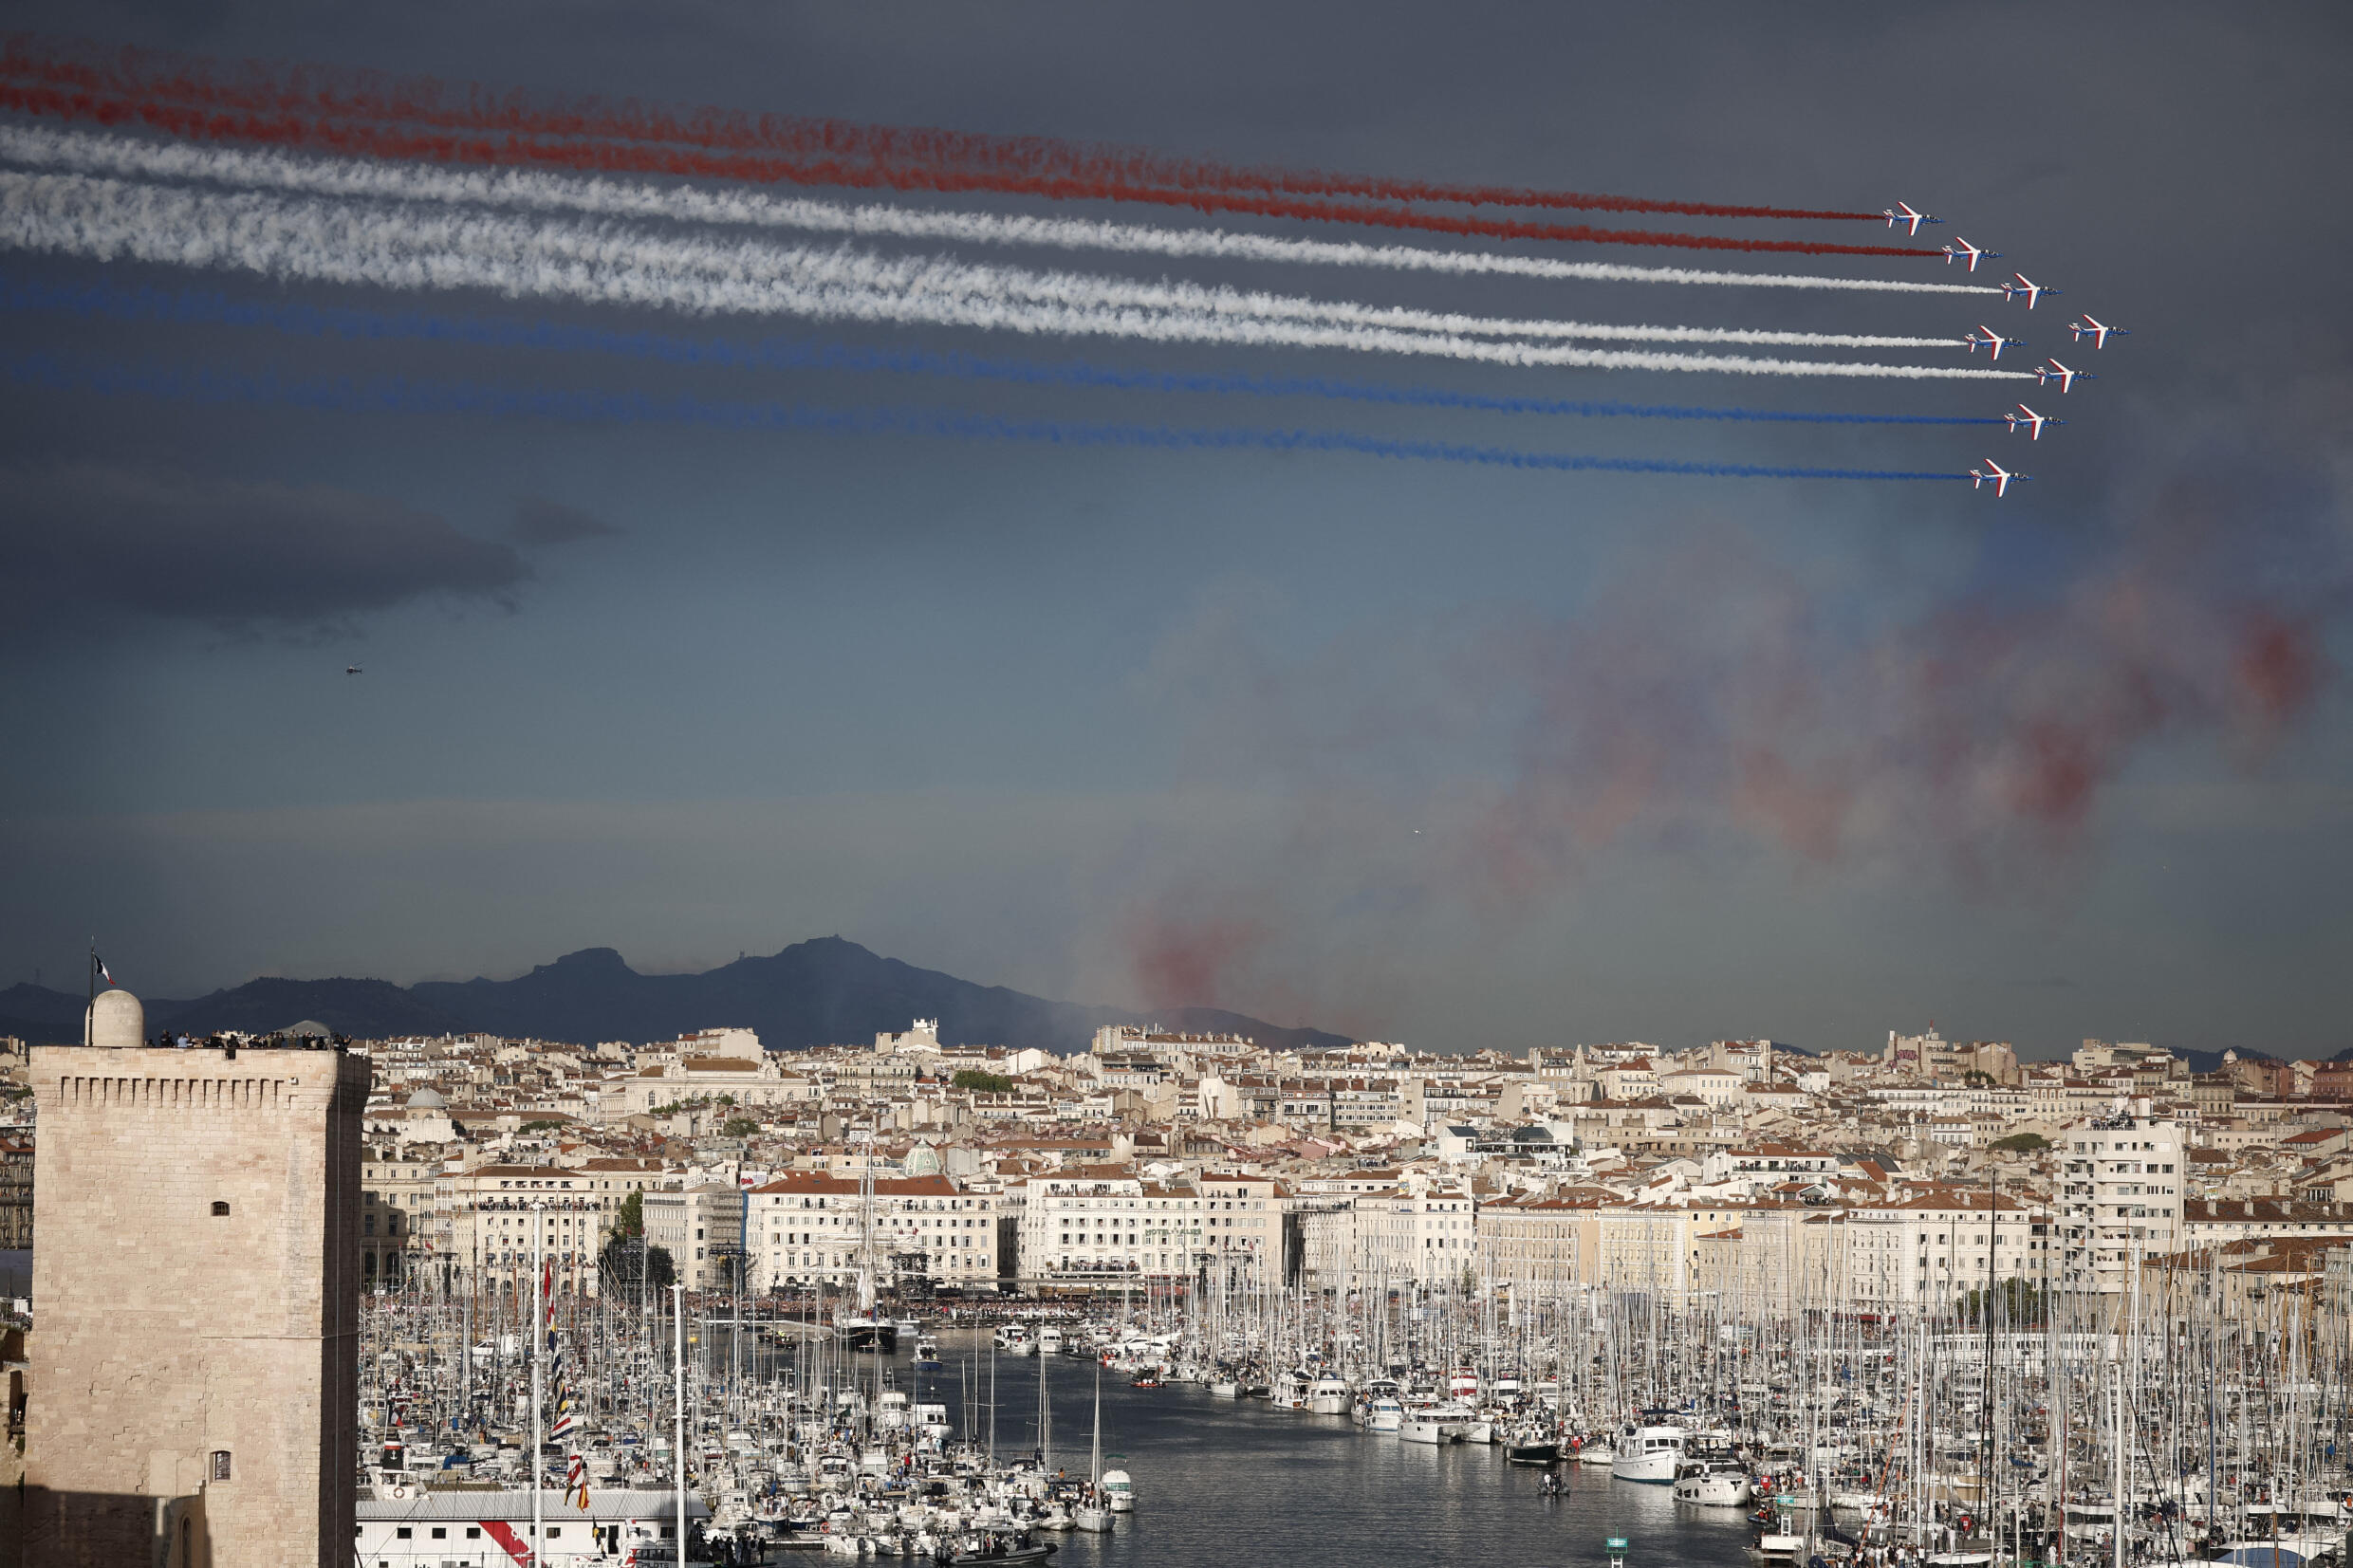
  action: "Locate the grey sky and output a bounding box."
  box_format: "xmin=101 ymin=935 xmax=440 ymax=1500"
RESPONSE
xmin=2 ymin=1 xmax=2348 ymax=1059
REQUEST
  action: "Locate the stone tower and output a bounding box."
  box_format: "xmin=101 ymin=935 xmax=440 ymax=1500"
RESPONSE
xmin=22 ymin=995 xmax=368 ymax=1568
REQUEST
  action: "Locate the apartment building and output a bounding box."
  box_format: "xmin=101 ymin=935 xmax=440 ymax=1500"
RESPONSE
xmin=747 ymin=1172 xmax=1005 ymax=1293
xmin=2059 ymin=1114 xmax=2186 ymax=1290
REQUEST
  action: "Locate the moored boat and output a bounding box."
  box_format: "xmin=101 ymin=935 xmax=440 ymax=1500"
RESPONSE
xmin=1611 ymin=1426 xmax=1688 ymax=1485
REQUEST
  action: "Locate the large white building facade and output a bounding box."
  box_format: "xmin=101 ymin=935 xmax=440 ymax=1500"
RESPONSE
xmin=2060 ymin=1113 xmax=2185 ymax=1291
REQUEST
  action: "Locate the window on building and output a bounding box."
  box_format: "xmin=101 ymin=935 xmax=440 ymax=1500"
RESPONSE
xmin=211 ymin=1201 xmax=231 ymax=1217
xmin=211 ymin=1449 xmax=232 ymax=1481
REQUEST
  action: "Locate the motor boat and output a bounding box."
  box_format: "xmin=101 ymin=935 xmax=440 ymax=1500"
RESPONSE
xmin=1101 ymin=1469 xmax=1134 ymax=1514
xmin=915 ymin=1336 xmax=941 ymax=1364
xmin=1400 ymin=1410 xmax=1463 ymax=1445
xmin=1367 ymin=1396 xmax=1405 ymax=1433
xmin=1506 ymin=1426 xmax=1563 ymax=1466
xmin=1612 ymin=1426 xmax=1689 ymax=1485
xmin=1306 ymin=1374 xmax=1352 ymax=1415
xmin=949 ymin=1541 xmax=1057 ymax=1567
xmin=1675 ymin=1459 xmax=1757 ymax=1506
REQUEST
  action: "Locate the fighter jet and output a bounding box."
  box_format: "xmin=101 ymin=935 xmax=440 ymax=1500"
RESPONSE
xmin=1964 ymin=324 xmax=2026 ymax=361
xmin=2001 ymin=273 xmax=2061 ymax=309
xmin=2067 ymin=314 xmax=2130 ymax=349
xmin=2035 ymin=359 xmax=2094 ymax=394
xmin=1943 ymin=237 xmax=2000 ymax=272
xmin=1970 ymin=458 xmax=2029 ymax=497
xmin=2002 ymin=404 xmax=2063 ymax=441
xmin=1883 ymin=201 xmax=1940 ymax=236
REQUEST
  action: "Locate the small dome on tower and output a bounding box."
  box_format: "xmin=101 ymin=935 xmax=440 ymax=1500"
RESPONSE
xmin=87 ymin=987 xmax=145 ymax=1049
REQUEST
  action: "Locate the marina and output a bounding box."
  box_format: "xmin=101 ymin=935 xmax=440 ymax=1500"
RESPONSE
xmin=355 ymin=1245 xmax=2353 ymax=1568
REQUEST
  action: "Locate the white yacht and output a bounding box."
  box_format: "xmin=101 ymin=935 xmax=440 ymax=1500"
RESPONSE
xmin=1306 ymin=1374 xmax=1352 ymax=1415
xmin=1399 ymin=1412 xmax=1461 ymax=1444
xmin=1037 ymin=1325 xmax=1064 ymax=1356
xmin=1101 ymin=1469 xmax=1134 ymax=1513
xmin=1674 ymin=1459 xmax=1756 ymax=1506
xmin=1611 ymin=1425 xmax=1689 ymax=1484
xmin=1366 ymin=1395 xmax=1406 ymax=1432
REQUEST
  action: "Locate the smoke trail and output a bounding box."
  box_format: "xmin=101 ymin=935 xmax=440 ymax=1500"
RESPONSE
xmin=0 ymin=349 xmax=1978 ymax=482
xmin=0 ymin=169 xmax=2036 ymax=381
xmin=0 ymin=80 xmax=1947 ymax=260
xmin=0 ymin=121 xmax=2003 ymax=297
xmin=0 ymin=34 xmax=1884 ymax=221
xmin=0 ymin=271 xmax=2011 ymax=428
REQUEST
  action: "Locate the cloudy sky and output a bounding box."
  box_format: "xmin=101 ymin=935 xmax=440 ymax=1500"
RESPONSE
xmin=2 ymin=1 xmax=2348 ymax=1059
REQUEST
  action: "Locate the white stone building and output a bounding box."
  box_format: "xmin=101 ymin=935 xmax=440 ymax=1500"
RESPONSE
xmin=644 ymin=1183 xmax=746 ymax=1291
xmin=2059 ymin=1114 xmax=2186 ymax=1290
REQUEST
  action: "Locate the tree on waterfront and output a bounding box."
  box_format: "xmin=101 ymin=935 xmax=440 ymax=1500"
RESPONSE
xmin=1959 ymin=1277 xmax=2048 ymax=1326
xmin=599 ymin=1231 xmax=675 ymax=1293
xmin=614 ymin=1190 xmax=645 ymax=1239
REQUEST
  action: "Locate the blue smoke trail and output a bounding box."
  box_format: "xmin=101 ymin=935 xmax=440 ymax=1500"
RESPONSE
xmin=0 ymin=350 xmax=1974 ymax=482
xmin=0 ymin=272 xmax=2006 ymax=429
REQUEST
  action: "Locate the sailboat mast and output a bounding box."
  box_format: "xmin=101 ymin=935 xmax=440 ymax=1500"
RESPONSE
xmin=531 ymin=1204 xmax=545 ymax=1557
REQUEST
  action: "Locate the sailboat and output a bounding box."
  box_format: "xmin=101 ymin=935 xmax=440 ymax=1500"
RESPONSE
xmin=1074 ymin=1362 xmax=1114 ymax=1532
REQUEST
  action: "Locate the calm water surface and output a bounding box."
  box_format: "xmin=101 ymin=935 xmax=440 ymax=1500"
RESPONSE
xmin=870 ymin=1331 xmax=1755 ymax=1568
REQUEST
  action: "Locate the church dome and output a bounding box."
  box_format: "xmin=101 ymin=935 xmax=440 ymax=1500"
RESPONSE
xmin=405 ymin=1087 xmax=448 ymax=1110
xmin=87 ymin=987 xmax=145 ymax=1049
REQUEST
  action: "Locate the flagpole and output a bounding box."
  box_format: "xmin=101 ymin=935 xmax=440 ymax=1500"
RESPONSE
xmin=532 ymin=1203 xmax=545 ymax=1563
xmin=674 ymin=1280 xmax=688 ymax=1566
xmin=84 ymin=939 xmax=94 ymax=1045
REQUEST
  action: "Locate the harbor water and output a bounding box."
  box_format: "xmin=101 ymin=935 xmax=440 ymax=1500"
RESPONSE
xmin=900 ymin=1330 xmax=1755 ymax=1568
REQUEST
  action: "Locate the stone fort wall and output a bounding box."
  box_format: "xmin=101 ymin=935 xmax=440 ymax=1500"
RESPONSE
xmin=21 ymin=1045 xmax=367 ymax=1568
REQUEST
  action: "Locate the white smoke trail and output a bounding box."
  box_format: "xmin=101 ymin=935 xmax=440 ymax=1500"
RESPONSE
xmin=0 ymin=121 xmax=2004 ymax=302
xmin=0 ymin=169 xmax=2034 ymax=380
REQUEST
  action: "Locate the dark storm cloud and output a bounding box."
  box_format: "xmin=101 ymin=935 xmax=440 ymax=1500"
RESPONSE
xmin=509 ymin=496 xmax=621 ymax=547
xmin=0 ymin=463 xmax=528 ymax=627
xmin=0 ymin=0 xmax=2347 ymax=1056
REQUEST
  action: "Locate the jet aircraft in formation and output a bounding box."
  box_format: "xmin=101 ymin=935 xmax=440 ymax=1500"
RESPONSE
xmin=2034 ymin=360 xmax=2093 ymax=394
xmin=2001 ymin=273 xmax=2061 ymax=309
xmin=2002 ymin=404 xmax=2062 ymax=441
xmin=1943 ymin=237 xmax=2000 ymax=271
xmin=1970 ymin=458 xmax=2028 ymax=497
xmin=1883 ymin=200 xmax=1940 ymax=235
xmin=1964 ymin=324 xmax=2026 ymax=360
xmin=2067 ymin=315 xmax=2129 ymax=348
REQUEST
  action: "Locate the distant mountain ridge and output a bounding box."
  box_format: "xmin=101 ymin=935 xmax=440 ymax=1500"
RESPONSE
xmin=0 ymin=937 xmax=1352 ymax=1056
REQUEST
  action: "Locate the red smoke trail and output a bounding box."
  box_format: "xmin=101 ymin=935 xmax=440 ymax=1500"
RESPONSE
xmin=0 ymin=35 xmax=1884 ymax=222
xmin=0 ymin=83 xmax=1944 ymax=260
xmin=1123 ymin=911 xmax=1269 ymax=1011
